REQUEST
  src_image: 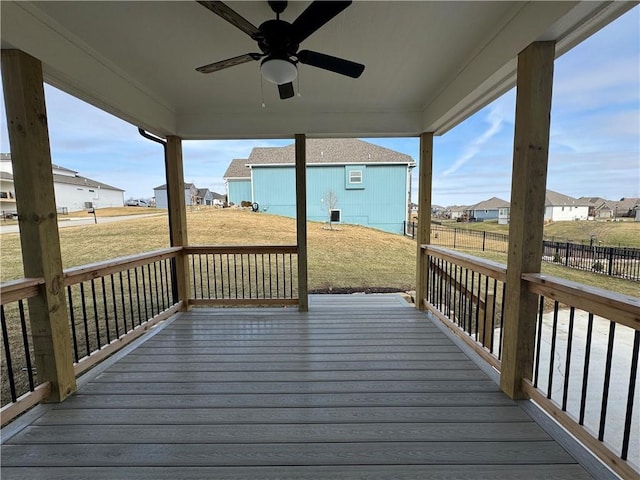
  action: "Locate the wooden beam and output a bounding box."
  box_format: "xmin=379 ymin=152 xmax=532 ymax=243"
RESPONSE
xmin=500 ymin=41 xmax=555 ymax=399
xmin=415 ymin=132 xmax=433 ymax=309
xmin=1 ymin=49 xmax=76 ymax=402
xmin=295 ymin=134 xmax=309 ymax=312
xmin=165 ymin=136 xmax=191 ymax=310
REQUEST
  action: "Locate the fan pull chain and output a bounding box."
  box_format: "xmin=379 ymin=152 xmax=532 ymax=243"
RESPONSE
xmin=297 ymin=74 xmax=301 ymax=97
xmin=260 ymin=75 xmax=266 ymax=108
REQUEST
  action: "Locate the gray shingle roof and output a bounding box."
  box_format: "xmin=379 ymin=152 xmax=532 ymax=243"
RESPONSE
xmin=153 ymin=183 xmax=196 ymax=190
xmin=545 ymin=190 xmax=589 ymax=207
xmin=0 ymin=171 xmax=14 ymax=181
xmin=471 ymin=197 xmax=510 ymax=210
xmin=223 ymin=159 xmax=251 ymax=179
xmin=224 ymin=139 xmax=414 ymax=179
xmin=247 ymin=138 xmax=414 ymax=166
xmin=52 ymin=173 xmax=124 ymax=191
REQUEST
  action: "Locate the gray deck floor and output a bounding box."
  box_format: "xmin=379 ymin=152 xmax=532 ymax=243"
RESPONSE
xmin=1 ymin=295 xmax=592 ymax=479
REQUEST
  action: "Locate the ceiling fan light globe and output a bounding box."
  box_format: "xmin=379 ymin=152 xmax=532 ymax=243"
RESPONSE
xmin=261 ymin=58 xmax=297 ymax=84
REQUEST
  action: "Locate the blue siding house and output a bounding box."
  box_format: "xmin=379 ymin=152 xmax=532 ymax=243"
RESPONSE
xmin=224 ymin=139 xmax=415 ymax=234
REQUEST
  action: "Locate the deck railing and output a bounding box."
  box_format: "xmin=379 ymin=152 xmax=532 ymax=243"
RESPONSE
xmin=1 ymin=247 xmax=184 ymax=424
xmin=420 ymin=244 xmax=639 ymax=478
xmin=422 ymin=246 xmax=506 ymax=371
xmin=185 ymin=245 xmax=298 ymax=306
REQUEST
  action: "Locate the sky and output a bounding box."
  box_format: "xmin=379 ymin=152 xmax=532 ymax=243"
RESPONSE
xmin=0 ymin=6 xmax=638 ymax=208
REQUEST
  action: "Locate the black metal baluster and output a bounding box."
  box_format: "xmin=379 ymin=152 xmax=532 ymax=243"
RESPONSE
xmin=547 ymin=301 xmax=560 ymax=398
xmin=17 ymin=300 xmax=35 ymax=391
xmin=147 ymin=263 xmax=155 ymax=317
xmin=622 ymin=330 xmax=639 ymax=460
xmin=110 ymin=274 xmax=120 ymax=339
xmin=269 ymin=254 xmax=273 ymax=299
xmin=598 ymin=321 xmax=616 ymax=441
xmin=579 ymin=313 xmax=595 ymax=425
xmin=275 ymin=254 xmax=280 ymax=299
xmin=126 ymin=270 xmax=135 ymax=330
xmin=261 ymin=254 xmax=266 ymax=299
xmin=256 ymin=253 xmax=260 ymax=299
xmin=489 ymin=278 xmax=498 ymax=353
xmin=533 ymin=295 xmax=544 ymax=388
xmin=134 ymin=267 xmax=142 ymax=326
xmin=67 ymin=285 xmax=79 ymax=362
xmin=226 ymin=254 xmax=232 ymax=298
xmin=191 ymin=254 xmax=197 ymax=299
xmin=90 ymin=279 xmax=101 ymax=348
xmin=467 ymin=271 xmax=475 ymax=335
xmin=153 ymin=262 xmax=160 ymax=313
xmin=290 ymin=253 xmax=294 ymax=299
xmin=282 ymin=254 xmax=287 ymax=300
xmin=1 ymin=306 xmax=17 ymax=401
xmin=233 ymin=254 xmax=239 ymax=299
xmin=159 ymin=260 xmax=166 ymax=311
xmin=141 ymin=265 xmax=149 ymax=321
xmin=211 ymin=254 xmax=217 ymax=299
xmin=80 ymin=283 xmax=91 ymax=357
xmin=239 ymin=253 xmax=245 ymax=299
xmin=198 ymin=254 xmax=204 ymax=301
xmin=101 ymin=277 xmax=111 ymax=344
xmin=562 ymin=307 xmax=575 ymax=411
xmin=205 ymin=254 xmax=211 ymax=300
xmin=498 ymin=282 xmax=506 ymax=359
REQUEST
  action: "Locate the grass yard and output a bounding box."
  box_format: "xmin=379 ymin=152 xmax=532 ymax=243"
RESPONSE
xmin=439 ymin=219 xmax=640 ymax=247
xmin=60 ymin=206 xmax=167 ymax=218
xmin=0 ymin=208 xmax=416 ymax=291
xmin=1 ymin=208 xmax=637 ymax=295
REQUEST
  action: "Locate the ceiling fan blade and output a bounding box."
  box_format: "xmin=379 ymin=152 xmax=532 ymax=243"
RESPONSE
xmin=298 ymin=50 xmax=364 ymax=78
xmin=197 ymin=1 xmax=259 ymax=37
xmin=278 ymin=82 xmax=295 ymax=99
xmin=291 ymin=1 xmax=351 ymax=44
xmin=196 ymin=53 xmax=262 ymax=74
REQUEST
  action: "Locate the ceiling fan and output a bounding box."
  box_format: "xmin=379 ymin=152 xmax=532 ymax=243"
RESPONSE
xmin=196 ymin=1 xmax=365 ymax=100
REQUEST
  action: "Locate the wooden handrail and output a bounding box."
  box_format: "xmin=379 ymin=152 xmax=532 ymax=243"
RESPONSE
xmin=185 ymin=245 xmax=297 ymax=255
xmin=63 ymin=247 xmax=182 ymax=286
xmin=523 ymin=273 xmax=640 ymax=331
xmin=422 ymin=244 xmax=507 ymax=282
xmin=0 ymin=277 xmax=44 ymax=305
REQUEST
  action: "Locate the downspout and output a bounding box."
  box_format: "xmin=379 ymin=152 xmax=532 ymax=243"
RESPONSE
xmin=138 ymin=128 xmax=178 ymax=303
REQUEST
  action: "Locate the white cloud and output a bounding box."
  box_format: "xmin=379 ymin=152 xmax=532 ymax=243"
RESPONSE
xmin=441 ymin=93 xmax=514 ymax=176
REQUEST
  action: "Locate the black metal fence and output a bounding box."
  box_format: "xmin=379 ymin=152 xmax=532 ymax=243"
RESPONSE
xmin=405 ymin=222 xmax=640 ymax=281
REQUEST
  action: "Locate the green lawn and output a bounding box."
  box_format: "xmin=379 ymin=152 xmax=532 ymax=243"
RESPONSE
xmin=1 ymin=208 xmax=637 ymax=296
xmin=439 ymin=218 xmax=640 ymax=247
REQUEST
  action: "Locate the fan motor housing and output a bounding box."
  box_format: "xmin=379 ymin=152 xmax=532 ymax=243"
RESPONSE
xmin=256 ymin=20 xmax=299 ymax=60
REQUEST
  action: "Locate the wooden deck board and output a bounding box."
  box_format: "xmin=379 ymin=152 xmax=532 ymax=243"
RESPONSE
xmin=1 ymin=294 xmax=593 ymax=478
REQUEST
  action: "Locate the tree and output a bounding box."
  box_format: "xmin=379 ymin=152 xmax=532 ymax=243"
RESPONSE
xmin=322 ymin=189 xmax=338 ymax=230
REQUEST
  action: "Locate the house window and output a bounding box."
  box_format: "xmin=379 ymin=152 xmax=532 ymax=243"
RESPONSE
xmin=89 ymin=189 xmax=95 ymax=192
xmin=0 ymin=192 xmax=7 ymax=199
xmin=345 ymin=165 xmax=365 ymax=189
xmin=349 ymin=170 xmax=362 ymax=184
xmin=330 ymin=209 xmax=341 ymax=223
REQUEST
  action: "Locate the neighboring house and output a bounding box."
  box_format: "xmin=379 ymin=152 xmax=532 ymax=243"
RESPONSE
xmin=223 ymin=139 xmax=415 ymax=234
xmin=609 ymin=197 xmax=640 ymax=219
xmin=153 ymin=183 xmax=198 ymax=209
xmin=154 ymin=183 xmax=223 ymax=208
xmin=447 ymin=205 xmax=469 ymax=220
xmin=223 ymin=159 xmax=252 ymax=205
xmin=579 ymin=196 xmax=613 ymax=219
xmin=197 ymin=188 xmax=214 ymax=206
xmin=544 ymin=190 xmax=589 ymax=222
xmin=0 ymin=170 xmax=17 ymax=216
xmin=211 ymin=191 xmax=225 ymax=206
xmin=468 ymin=197 xmax=510 ymax=225
xmin=0 ymin=153 xmax=124 ymax=213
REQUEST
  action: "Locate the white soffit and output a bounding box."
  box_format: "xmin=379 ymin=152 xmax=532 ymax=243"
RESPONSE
xmin=0 ymin=1 xmax=634 ymax=139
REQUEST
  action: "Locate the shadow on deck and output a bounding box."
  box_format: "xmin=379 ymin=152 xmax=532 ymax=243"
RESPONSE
xmin=1 ymin=295 xmax=594 ymax=479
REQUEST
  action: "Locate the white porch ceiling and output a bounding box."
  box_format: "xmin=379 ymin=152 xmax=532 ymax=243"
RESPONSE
xmin=0 ymin=1 xmax=634 ymax=139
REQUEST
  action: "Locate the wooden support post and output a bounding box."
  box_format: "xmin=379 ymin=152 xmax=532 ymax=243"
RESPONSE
xmin=295 ymin=134 xmax=309 ymax=312
xmin=500 ymin=41 xmax=555 ymax=399
xmin=165 ymin=136 xmax=191 ymax=310
xmin=415 ymin=132 xmax=433 ymax=309
xmin=1 ymin=49 xmax=76 ymax=402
